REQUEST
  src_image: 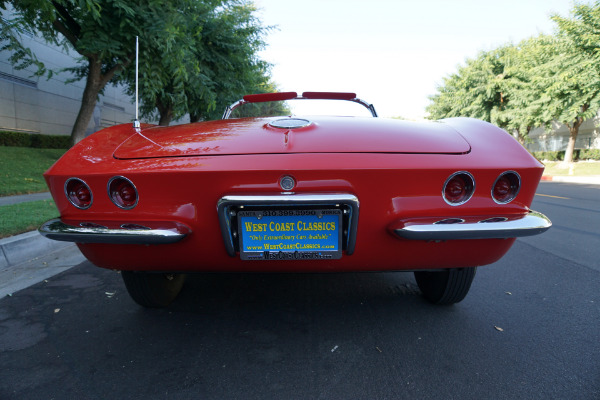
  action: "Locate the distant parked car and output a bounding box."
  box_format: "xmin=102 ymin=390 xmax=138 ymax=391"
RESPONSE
xmin=40 ymin=92 xmax=551 ymax=307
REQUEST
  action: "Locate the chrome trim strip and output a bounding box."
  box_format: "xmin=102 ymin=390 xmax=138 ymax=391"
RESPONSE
xmin=222 ymin=95 xmax=378 ymax=119
xmin=217 ymin=194 xmax=359 ymax=257
xmin=39 ymin=219 xmax=189 ymax=244
xmin=394 ymin=210 xmax=551 ymax=241
xmin=349 ymin=98 xmax=378 ymax=117
xmin=434 ymin=218 xmax=465 ymax=225
xmin=222 ymin=99 xmax=246 ymax=119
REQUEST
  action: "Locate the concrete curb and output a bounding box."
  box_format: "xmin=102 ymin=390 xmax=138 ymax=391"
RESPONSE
xmin=0 ymin=230 xmax=73 ymax=269
xmin=541 ymin=175 xmax=600 ymax=185
xmin=0 ymin=233 xmax=85 ymax=298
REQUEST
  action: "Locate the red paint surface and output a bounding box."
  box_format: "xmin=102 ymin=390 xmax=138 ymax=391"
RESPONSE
xmin=113 ymin=117 xmax=471 ymax=159
xmin=45 ymin=116 xmax=544 ymax=272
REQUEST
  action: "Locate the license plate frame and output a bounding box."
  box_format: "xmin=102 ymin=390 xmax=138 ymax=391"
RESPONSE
xmin=237 ymin=209 xmax=343 ymax=260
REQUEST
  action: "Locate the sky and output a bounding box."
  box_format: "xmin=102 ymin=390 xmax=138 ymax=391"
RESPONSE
xmin=253 ymin=0 xmax=575 ymax=119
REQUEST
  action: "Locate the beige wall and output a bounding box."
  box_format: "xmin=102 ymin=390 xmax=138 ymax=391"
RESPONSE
xmin=0 ymin=21 xmax=135 ymax=136
xmin=526 ymin=117 xmax=600 ymax=152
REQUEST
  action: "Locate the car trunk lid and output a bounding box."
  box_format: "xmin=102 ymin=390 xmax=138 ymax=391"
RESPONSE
xmin=113 ymin=116 xmax=471 ymax=159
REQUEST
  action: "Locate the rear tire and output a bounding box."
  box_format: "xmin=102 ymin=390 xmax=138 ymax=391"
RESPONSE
xmin=414 ymin=267 xmax=476 ymax=305
xmin=121 ymin=271 xmax=186 ymax=308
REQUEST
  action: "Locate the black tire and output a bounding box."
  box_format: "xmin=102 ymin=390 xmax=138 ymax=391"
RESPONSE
xmin=121 ymin=271 xmax=186 ymax=308
xmin=414 ymin=267 xmax=476 ymax=305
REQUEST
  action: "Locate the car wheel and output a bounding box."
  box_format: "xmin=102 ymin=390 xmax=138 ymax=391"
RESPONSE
xmin=121 ymin=271 xmax=186 ymax=308
xmin=414 ymin=267 xmax=476 ymax=305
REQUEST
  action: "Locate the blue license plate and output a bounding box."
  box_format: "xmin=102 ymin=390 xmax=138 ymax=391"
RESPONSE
xmin=238 ymin=209 xmax=343 ymax=260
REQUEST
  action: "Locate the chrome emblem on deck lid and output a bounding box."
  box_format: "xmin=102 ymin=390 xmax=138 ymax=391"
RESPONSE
xmin=269 ymin=118 xmax=311 ymax=129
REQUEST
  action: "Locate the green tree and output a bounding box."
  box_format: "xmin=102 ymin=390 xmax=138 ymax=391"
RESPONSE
xmin=550 ymin=2 xmax=600 ymax=163
xmin=499 ymin=35 xmax=559 ymax=143
xmin=1 ymin=1 xmax=270 ymax=141
xmin=427 ymin=46 xmax=516 ymax=133
xmin=118 ymin=0 xmax=218 ymax=126
xmin=187 ymin=2 xmax=287 ymax=122
xmin=113 ymin=0 xmax=278 ymax=126
xmin=427 ymin=25 xmax=600 ymax=154
xmin=0 ymin=1 xmax=178 ymax=145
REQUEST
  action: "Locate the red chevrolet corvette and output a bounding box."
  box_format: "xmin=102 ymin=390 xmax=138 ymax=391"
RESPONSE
xmin=40 ymin=92 xmax=551 ymax=307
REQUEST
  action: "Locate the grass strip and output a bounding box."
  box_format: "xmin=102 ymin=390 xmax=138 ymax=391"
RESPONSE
xmin=543 ymin=161 xmax=600 ymax=176
xmin=0 ymin=199 xmax=59 ymax=238
xmin=0 ymin=146 xmax=66 ymax=196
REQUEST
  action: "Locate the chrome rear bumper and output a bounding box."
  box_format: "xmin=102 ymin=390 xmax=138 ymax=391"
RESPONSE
xmin=393 ymin=210 xmax=551 ymax=241
xmin=39 ymin=219 xmax=190 ymax=244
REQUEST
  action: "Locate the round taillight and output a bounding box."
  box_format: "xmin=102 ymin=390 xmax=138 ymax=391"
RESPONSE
xmin=64 ymin=178 xmax=92 ymax=209
xmin=108 ymin=176 xmax=138 ymax=209
xmin=443 ymin=172 xmax=475 ymax=206
xmin=492 ymin=171 xmax=520 ymax=204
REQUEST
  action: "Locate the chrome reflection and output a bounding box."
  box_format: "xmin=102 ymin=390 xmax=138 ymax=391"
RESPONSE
xmin=434 ymin=218 xmax=465 ymax=225
xmin=269 ymin=118 xmax=312 ymax=129
xmin=39 ymin=219 xmax=189 ymax=244
xmin=395 ymin=210 xmax=551 ymax=241
xmin=479 ymin=217 xmax=508 ymax=223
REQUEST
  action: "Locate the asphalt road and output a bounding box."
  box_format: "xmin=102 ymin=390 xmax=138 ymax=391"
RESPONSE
xmin=0 ymin=182 xmax=598 ymax=400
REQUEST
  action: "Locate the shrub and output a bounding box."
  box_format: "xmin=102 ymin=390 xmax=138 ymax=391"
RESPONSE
xmin=580 ymin=149 xmax=600 ymax=161
xmin=533 ymin=151 xmax=561 ymax=161
xmin=30 ymin=134 xmax=70 ymax=149
xmin=532 ymin=149 xmax=600 ymax=161
xmin=0 ymin=131 xmax=32 ymax=147
xmin=0 ymin=131 xmax=70 ymax=149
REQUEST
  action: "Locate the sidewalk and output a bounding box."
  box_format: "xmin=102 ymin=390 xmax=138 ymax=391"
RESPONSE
xmin=1 ymin=192 xmax=86 ymax=297
xmin=540 ymin=174 xmax=600 ymax=185
xmin=0 ymin=237 xmax=85 ymax=297
xmin=0 ymin=191 xmax=62 ymax=269
xmin=0 ymin=192 xmax=52 ymax=206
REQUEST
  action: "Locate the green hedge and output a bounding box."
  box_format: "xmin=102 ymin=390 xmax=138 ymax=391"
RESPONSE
xmin=580 ymin=149 xmax=600 ymax=160
xmin=0 ymin=130 xmax=70 ymax=149
xmin=532 ymin=149 xmax=600 ymax=161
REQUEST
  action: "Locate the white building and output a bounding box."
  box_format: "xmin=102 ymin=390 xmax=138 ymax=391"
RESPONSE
xmin=526 ymin=117 xmax=600 ymax=153
xmin=0 ymin=19 xmax=135 ymax=137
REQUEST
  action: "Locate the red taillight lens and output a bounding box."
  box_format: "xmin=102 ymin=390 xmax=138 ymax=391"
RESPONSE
xmin=492 ymin=172 xmax=520 ymax=204
xmin=443 ymin=172 xmax=475 ymax=206
xmin=65 ymin=178 xmax=92 ymax=209
xmin=108 ymin=176 xmax=138 ymax=209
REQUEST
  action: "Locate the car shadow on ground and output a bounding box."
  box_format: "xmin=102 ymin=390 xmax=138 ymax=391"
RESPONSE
xmin=0 ymin=263 xmax=497 ymax=399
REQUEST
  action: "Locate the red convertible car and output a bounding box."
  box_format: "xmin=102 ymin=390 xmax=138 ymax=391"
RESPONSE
xmin=40 ymin=92 xmax=551 ymax=307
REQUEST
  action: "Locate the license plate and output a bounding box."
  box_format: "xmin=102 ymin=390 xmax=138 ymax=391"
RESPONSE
xmin=238 ymin=209 xmax=342 ymax=260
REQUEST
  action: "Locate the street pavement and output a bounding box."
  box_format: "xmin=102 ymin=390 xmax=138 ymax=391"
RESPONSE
xmin=0 ymin=181 xmax=598 ymax=399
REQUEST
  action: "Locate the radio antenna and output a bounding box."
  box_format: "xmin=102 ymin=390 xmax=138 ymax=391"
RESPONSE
xmin=133 ymin=36 xmax=140 ymax=129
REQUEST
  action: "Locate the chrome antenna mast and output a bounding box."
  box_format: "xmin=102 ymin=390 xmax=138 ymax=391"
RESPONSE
xmin=133 ymin=36 xmax=140 ymax=129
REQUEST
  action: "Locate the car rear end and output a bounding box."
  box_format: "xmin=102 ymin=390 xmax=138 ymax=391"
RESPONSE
xmin=41 ymin=116 xmax=548 ymax=273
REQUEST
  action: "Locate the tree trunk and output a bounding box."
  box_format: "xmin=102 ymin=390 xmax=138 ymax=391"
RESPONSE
xmin=70 ymin=60 xmax=103 ymax=146
xmin=564 ymin=119 xmax=582 ymax=163
xmin=158 ymin=113 xmax=172 ymax=126
xmin=157 ymin=100 xmax=173 ymax=126
xmin=69 ymin=56 xmax=132 ymax=146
